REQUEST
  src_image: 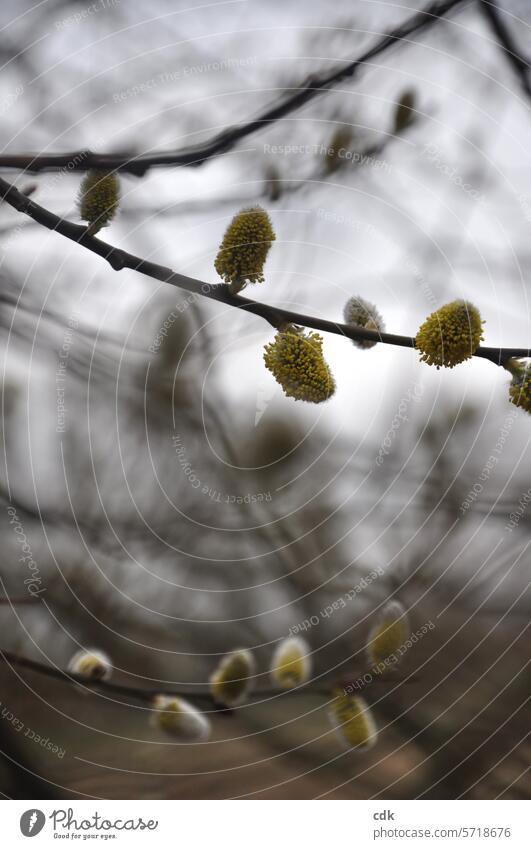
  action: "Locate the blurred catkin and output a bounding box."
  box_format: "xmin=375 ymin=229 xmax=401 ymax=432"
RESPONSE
xmin=78 ymin=170 xmax=120 ymax=235
xmin=329 ymin=691 xmax=378 ymax=750
xmin=367 ymin=600 xmax=410 ymax=671
xmin=67 ymin=649 xmax=112 ymax=681
xmin=151 ymin=695 xmax=210 ymax=741
xmin=270 ymin=637 xmax=311 ymax=689
xmin=210 ymin=649 xmax=255 ymax=707
xmin=507 ymin=359 xmax=531 ymax=414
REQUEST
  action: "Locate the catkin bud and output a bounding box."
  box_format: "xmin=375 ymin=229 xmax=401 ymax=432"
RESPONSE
xmin=507 ymin=359 xmax=531 ymax=414
xmin=329 ymin=691 xmax=378 ymax=750
xmin=343 ymin=296 xmax=385 ymax=349
xmin=264 ymin=164 xmax=282 ymax=201
xmin=263 ymin=325 xmax=335 ymax=403
xmin=323 ymin=126 xmax=353 ymax=174
xmin=214 ymin=206 xmax=275 ymax=293
xmin=270 ymin=637 xmax=311 ymax=689
xmin=151 ymin=694 xmax=210 ymax=741
xmin=393 ymin=90 xmax=416 ymax=134
xmin=415 ymin=300 xmax=484 ymax=368
xmin=67 ymin=649 xmax=112 ymax=681
xmin=209 ymin=649 xmax=255 ymax=707
xmin=366 ymin=600 xmax=410 ymax=671
xmin=78 ymin=170 xmax=120 ymax=235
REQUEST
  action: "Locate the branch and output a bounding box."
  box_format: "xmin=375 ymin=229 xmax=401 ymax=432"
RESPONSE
xmin=0 ymin=176 xmax=527 ymax=366
xmin=0 ymin=649 xmax=324 ymax=707
xmin=0 ymin=650 xmax=410 ymax=708
xmin=4 ymin=180 xmax=531 ymax=363
xmin=0 ymin=0 xmax=468 ymax=175
xmin=0 ymin=598 xmax=40 ymax=605
xmin=480 ymin=0 xmax=531 ymax=98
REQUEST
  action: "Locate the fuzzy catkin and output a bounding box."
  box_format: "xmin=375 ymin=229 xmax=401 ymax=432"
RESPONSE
xmin=415 ymin=300 xmax=484 ymax=368
xmin=215 ymin=206 xmax=275 ymax=293
xmin=78 ymin=170 xmax=120 ymax=234
xmin=343 ymin=296 xmax=385 ymax=349
xmin=366 ymin=601 xmax=409 ymax=671
xmin=263 ymin=325 xmax=335 ymax=403
xmin=210 ymin=649 xmax=255 ymax=707
xmin=507 ymin=360 xmax=531 ymax=414
xmin=329 ymin=691 xmax=378 ymax=750
xmin=270 ymin=637 xmax=311 ymax=689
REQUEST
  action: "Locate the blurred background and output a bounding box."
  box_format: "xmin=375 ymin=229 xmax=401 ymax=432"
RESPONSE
xmin=0 ymin=0 xmax=529 ymax=799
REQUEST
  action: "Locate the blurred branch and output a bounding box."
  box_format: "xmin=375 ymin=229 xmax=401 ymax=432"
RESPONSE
xmin=0 ymin=649 xmax=323 ymax=707
xmin=0 ymin=175 xmax=528 ymax=366
xmin=0 ymin=650 xmax=410 ymax=708
xmin=0 ymin=598 xmax=40 ymax=605
xmin=480 ymin=0 xmax=531 ymax=98
xmin=0 ymin=0 xmax=467 ymax=175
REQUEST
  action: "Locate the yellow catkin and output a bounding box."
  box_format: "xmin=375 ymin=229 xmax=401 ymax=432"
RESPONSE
xmin=214 ymin=206 xmax=275 ymax=293
xmin=263 ymin=325 xmax=335 ymax=403
xmin=209 ymin=649 xmax=255 ymax=707
xmin=270 ymin=637 xmax=311 ymax=689
xmin=67 ymin=649 xmax=111 ymax=681
xmin=78 ymin=170 xmax=120 ymax=234
xmin=415 ymin=300 xmax=484 ymax=368
xmin=151 ymin=695 xmax=210 ymax=741
xmin=329 ymin=691 xmax=378 ymax=750
xmin=507 ymin=359 xmax=531 ymax=414
xmin=366 ymin=601 xmax=410 ymax=671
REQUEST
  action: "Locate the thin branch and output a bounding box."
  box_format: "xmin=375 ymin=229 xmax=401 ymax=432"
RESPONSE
xmin=0 ymin=649 xmax=323 ymax=708
xmin=480 ymin=0 xmax=531 ymax=98
xmin=0 ymin=650 xmax=409 ymax=709
xmin=0 ymin=0 xmax=468 ymax=175
xmin=0 ymin=598 xmax=40 ymax=605
xmin=0 ymin=175 xmax=527 ymax=366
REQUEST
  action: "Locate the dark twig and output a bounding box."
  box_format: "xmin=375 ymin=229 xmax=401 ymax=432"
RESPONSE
xmin=480 ymin=0 xmax=531 ymax=98
xmin=0 ymin=598 xmax=40 ymax=605
xmin=0 ymin=650 xmax=410 ymax=710
xmin=0 ymin=649 xmax=323 ymax=708
xmin=0 ymin=175 xmax=527 ymax=366
xmin=0 ymin=0 xmax=467 ymax=175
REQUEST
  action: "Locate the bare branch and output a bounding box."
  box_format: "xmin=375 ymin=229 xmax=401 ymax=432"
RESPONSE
xmin=0 ymin=175 xmax=527 ymax=366
xmin=0 ymin=650 xmax=409 ymax=708
xmin=0 ymin=649 xmax=325 ymax=708
xmin=0 ymin=0 xmax=467 ymax=175
xmin=480 ymin=0 xmax=531 ymax=98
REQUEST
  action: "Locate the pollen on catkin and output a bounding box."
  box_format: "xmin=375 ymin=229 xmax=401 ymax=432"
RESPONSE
xmin=507 ymin=360 xmax=531 ymax=414
xmin=415 ymin=300 xmax=484 ymax=368
xmin=151 ymin=694 xmax=210 ymax=741
xmin=366 ymin=600 xmax=410 ymax=672
xmin=270 ymin=637 xmax=311 ymax=689
xmin=263 ymin=325 xmax=335 ymax=403
xmin=78 ymin=170 xmax=120 ymax=235
xmin=67 ymin=649 xmax=112 ymax=681
xmin=209 ymin=649 xmax=255 ymax=707
xmin=214 ymin=206 xmax=275 ymax=293
xmin=329 ymin=691 xmax=378 ymax=751
xmin=343 ymin=296 xmax=385 ymax=349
